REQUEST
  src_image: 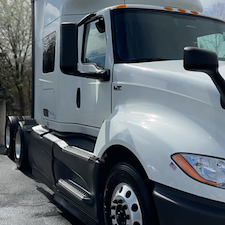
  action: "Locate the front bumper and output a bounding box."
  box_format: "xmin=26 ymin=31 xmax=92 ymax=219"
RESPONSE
xmin=153 ymin=183 xmax=225 ymax=225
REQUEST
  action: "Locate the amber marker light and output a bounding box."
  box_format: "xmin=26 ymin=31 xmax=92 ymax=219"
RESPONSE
xmin=191 ymin=10 xmax=198 ymax=15
xmin=164 ymin=7 xmax=173 ymax=11
xmin=117 ymin=4 xmax=126 ymax=8
xmin=178 ymin=8 xmax=186 ymax=13
xmin=172 ymin=154 xmax=218 ymax=187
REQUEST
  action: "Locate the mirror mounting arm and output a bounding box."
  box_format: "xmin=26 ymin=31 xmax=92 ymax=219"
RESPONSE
xmin=184 ymin=47 xmax=225 ymax=109
xmin=75 ymin=69 xmax=110 ymax=82
xmin=207 ymin=70 xmax=225 ymax=109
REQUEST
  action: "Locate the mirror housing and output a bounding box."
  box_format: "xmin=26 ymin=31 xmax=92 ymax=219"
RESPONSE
xmin=184 ymin=47 xmax=218 ymax=73
xmin=184 ymin=47 xmax=225 ymax=109
xmin=60 ymin=23 xmax=78 ymax=75
xmin=60 ymin=22 xmax=110 ymax=81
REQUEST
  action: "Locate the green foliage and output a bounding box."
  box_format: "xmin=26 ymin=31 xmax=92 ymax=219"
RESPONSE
xmin=0 ymin=0 xmax=32 ymax=116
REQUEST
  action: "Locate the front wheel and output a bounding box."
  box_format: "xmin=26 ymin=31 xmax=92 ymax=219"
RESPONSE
xmin=103 ymin=163 xmax=157 ymax=225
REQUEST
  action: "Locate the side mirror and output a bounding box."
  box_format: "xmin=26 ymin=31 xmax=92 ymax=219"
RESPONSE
xmin=60 ymin=23 xmax=78 ymax=75
xmin=184 ymin=47 xmax=218 ymax=73
xmin=60 ymin=22 xmax=110 ymax=82
xmin=184 ymin=47 xmax=225 ymax=109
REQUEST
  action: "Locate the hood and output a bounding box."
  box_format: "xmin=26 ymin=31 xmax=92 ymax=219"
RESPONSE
xmin=141 ymin=60 xmax=225 ymax=79
xmin=113 ymin=60 xmax=225 ymax=108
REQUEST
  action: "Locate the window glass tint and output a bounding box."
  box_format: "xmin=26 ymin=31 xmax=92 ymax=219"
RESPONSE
xmin=83 ymin=19 xmax=106 ymax=68
xmin=43 ymin=32 xmax=56 ymax=73
xmin=111 ymin=9 xmax=225 ymax=63
xmin=197 ymin=33 xmax=225 ymax=58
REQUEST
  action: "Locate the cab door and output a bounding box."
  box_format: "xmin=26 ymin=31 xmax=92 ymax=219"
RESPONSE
xmin=77 ymin=14 xmax=112 ymax=129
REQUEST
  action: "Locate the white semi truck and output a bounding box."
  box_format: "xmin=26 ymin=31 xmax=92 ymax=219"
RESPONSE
xmin=5 ymin=0 xmax=225 ymax=224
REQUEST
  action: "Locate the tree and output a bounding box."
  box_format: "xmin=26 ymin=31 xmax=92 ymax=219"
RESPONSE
xmin=198 ymin=33 xmax=224 ymax=56
xmin=197 ymin=2 xmax=225 ymax=59
xmin=0 ymin=0 xmax=32 ymax=116
xmin=209 ymin=2 xmax=225 ymax=20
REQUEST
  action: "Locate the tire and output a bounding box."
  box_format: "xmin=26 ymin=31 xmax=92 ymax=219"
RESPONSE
xmin=5 ymin=116 xmax=19 ymax=159
xmin=14 ymin=122 xmax=29 ymax=169
xmin=103 ymin=163 xmax=157 ymax=225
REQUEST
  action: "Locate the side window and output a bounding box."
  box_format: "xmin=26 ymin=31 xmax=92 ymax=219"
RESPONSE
xmin=82 ymin=19 xmax=106 ymax=68
xmin=197 ymin=33 xmax=225 ymax=58
xmin=43 ymin=32 xmax=56 ymax=73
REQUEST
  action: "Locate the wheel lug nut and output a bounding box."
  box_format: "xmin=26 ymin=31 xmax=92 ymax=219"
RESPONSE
xmin=118 ymin=199 xmax=123 ymax=204
xmin=122 ymin=205 xmax=128 ymax=210
xmin=125 ymin=215 xmax=130 ymax=220
xmin=113 ymin=200 xmax=118 ymax=204
xmin=110 ymin=205 xmax=116 ymax=210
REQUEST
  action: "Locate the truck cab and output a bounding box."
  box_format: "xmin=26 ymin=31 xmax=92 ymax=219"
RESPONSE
xmin=5 ymin=0 xmax=225 ymax=224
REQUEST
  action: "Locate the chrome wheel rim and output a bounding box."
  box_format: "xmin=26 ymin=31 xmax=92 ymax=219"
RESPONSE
xmin=5 ymin=125 xmax=10 ymax=149
xmin=15 ymin=131 xmax=21 ymax=159
xmin=110 ymin=183 xmax=143 ymax=225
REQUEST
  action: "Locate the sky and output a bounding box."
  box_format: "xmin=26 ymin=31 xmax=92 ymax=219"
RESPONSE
xmin=200 ymin=0 xmax=225 ymax=9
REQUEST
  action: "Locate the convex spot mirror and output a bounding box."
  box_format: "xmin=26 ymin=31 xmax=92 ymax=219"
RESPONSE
xmin=95 ymin=19 xmax=105 ymax=33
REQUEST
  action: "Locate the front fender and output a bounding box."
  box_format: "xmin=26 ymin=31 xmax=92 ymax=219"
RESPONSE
xmin=94 ymin=104 xmax=225 ymax=203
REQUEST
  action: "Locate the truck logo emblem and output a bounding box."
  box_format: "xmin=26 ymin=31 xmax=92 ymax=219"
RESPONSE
xmin=114 ymin=86 xmax=122 ymax=91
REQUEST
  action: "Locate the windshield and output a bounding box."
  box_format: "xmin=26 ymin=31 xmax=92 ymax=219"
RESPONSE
xmin=111 ymin=8 xmax=225 ymax=63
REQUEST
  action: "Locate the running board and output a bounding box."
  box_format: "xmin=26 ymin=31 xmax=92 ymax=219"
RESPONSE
xmin=57 ymin=179 xmax=92 ymax=204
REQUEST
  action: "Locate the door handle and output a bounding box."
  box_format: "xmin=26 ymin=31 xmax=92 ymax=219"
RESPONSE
xmin=76 ymin=88 xmax=81 ymax=108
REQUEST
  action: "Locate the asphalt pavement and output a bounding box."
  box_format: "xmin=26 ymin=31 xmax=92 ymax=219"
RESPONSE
xmin=0 ymin=146 xmax=85 ymax=225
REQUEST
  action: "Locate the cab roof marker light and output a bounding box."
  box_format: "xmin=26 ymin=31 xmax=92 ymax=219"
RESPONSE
xmin=164 ymin=7 xmax=173 ymax=11
xmin=172 ymin=154 xmax=217 ymax=187
xmin=178 ymin=8 xmax=186 ymax=13
xmin=116 ymin=4 xmax=126 ymax=9
xmin=191 ymin=10 xmax=198 ymax=15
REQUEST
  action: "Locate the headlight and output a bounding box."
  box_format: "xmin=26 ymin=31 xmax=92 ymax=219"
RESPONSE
xmin=172 ymin=153 xmax=225 ymax=189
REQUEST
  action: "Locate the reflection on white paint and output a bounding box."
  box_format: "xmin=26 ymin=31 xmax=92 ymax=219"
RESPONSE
xmin=154 ymin=191 xmax=179 ymax=205
xmin=86 ymin=81 xmax=101 ymax=104
xmin=147 ymin=165 xmax=159 ymax=172
xmin=127 ymin=111 xmax=173 ymax=131
xmin=39 ymin=79 xmax=52 ymax=83
xmin=44 ymin=3 xmax=60 ymax=26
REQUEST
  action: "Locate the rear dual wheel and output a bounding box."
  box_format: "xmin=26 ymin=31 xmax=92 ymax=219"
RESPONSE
xmin=5 ymin=116 xmax=19 ymax=158
xmin=14 ymin=122 xmax=29 ymax=169
xmin=5 ymin=124 xmax=10 ymax=150
xmin=103 ymin=163 xmax=157 ymax=225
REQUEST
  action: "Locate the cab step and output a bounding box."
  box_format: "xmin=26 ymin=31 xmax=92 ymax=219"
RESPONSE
xmin=57 ymin=179 xmax=92 ymax=204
